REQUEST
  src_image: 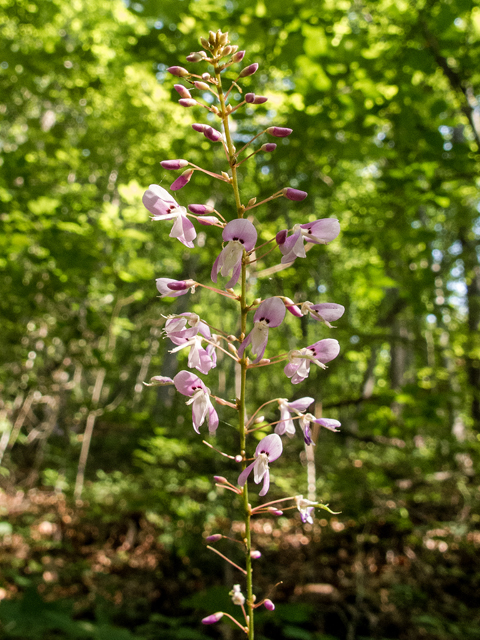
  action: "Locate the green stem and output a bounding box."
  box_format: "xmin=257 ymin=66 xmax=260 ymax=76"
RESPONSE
xmin=216 ymin=65 xmax=254 ymax=640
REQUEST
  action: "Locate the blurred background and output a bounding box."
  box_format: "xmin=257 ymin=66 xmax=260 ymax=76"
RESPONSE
xmin=1 ymin=0 xmax=479 ymax=638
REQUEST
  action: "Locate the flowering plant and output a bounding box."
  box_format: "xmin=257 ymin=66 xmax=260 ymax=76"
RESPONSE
xmin=145 ymin=30 xmax=344 ymax=638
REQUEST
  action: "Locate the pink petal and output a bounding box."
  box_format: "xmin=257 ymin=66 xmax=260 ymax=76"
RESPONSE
xmin=222 ymin=219 xmax=257 ymax=251
xmin=255 ymin=433 xmax=283 ymax=461
xmin=301 ymin=219 xmax=340 ymax=244
xmin=288 ymin=397 xmax=315 ymax=412
xmin=173 ymin=371 xmax=205 ymax=396
xmin=238 ymin=461 xmax=256 ymax=487
xmin=310 ymin=303 xmax=345 ymax=322
xmin=143 ymin=184 xmax=178 ymax=217
xmin=253 ymin=297 xmax=286 ymax=328
xmin=309 ymin=338 xmax=340 ymax=363
xmin=259 ymin=470 xmax=270 ymax=496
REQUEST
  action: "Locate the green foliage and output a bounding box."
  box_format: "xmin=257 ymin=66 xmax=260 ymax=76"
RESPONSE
xmin=1 ymin=0 xmax=480 ymax=638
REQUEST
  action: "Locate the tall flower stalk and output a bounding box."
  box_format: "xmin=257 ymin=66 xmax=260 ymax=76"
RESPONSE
xmin=145 ymin=30 xmax=344 ymax=638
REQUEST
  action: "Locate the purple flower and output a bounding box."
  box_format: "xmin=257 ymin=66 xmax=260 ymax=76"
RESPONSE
xmin=245 ymin=93 xmax=268 ymax=104
xmin=232 ymin=50 xmax=245 ymax=62
xmin=238 ymin=433 xmax=283 ymax=496
xmin=143 ymin=185 xmax=196 ymax=248
xmin=283 ymin=187 xmax=308 ymax=201
xmin=173 ymin=84 xmax=191 ymax=99
xmin=278 ymin=219 xmax=340 ymax=264
xmin=261 ymin=143 xmax=277 ymax=152
xmin=188 ymin=204 xmax=214 ymax=215
xmin=167 ymin=66 xmax=189 ymax=77
xmin=165 ymin=314 xmax=217 ymax=375
xmin=178 ymin=98 xmax=197 ymax=108
xmin=170 ymin=169 xmax=194 ymax=191
xmin=174 ymin=371 xmax=219 ymax=434
xmin=275 ymin=397 xmax=314 ymax=436
xmin=211 ymin=219 xmax=257 ymax=288
xmin=264 ymin=599 xmax=275 ymax=611
xmin=191 ymin=123 xmax=223 ymax=142
xmin=156 ymin=278 xmax=193 ymax=298
xmin=239 ymin=63 xmax=258 ymax=77
xmin=237 ymin=298 xmax=286 ymax=363
xmin=186 ymin=51 xmax=207 ymax=62
xmin=284 ymin=338 xmax=340 ymax=384
xmin=298 ymin=414 xmax=340 ymax=445
xmin=295 ymin=495 xmax=316 ymax=524
xmin=202 ymin=612 xmax=224 ymax=625
xmin=266 ymin=126 xmax=292 ymax=137
xmin=301 ymin=301 xmax=345 ymax=328
xmin=160 ymin=159 xmax=189 ymax=170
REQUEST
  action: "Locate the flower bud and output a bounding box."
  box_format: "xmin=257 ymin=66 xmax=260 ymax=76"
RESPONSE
xmin=218 ymin=31 xmax=229 ymax=46
xmin=283 ymin=187 xmax=308 ymax=201
xmin=206 ymin=534 xmax=222 ymax=543
xmin=202 ymin=72 xmax=211 ymax=81
xmin=261 ymin=143 xmax=277 ymax=153
xmin=267 ymin=507 xmax=283 ymax=516
xmin=194 ymin=81 xmax=210 ymax=91
xmin=186 ymin=51 xmax=207 ymax=62
xmin=223 ymin=45 xmax=233 ymax=56
xmin=143 ymin=375 xmax=174 ymax=387
xmin=214 ymin=475 xmax=229 ymax=484
xmin=202 ymin=612 xmax=224 ymax=625
xmin=264 ymin=599 xmax=275 ymax=611
xmin=196 ymin=215 xmax=220 ymax=226
xmin=284 ymin=298 xmax=303 ymax=317
xmin=200 ymin=37 xmax=210 ymax=49
xmin=276 ymin=229 xmax=288 ymax=245
xmin=267 ymin=126 xmax=293 ymax=137
xmin=170 ymin=168 xmax=194 ymax=191
xmin=235 ymin=455 xmax=243 ymax=463
xmin=188 ymin=204 xmax=214 ymax=215
xmin=239 ymin=63 xmax=258 ymax=78
xmin=192 ymin=123 xmax=207 ymax=133
xmin=250 ymin=550 xmax=261 ymax=559
xmin=160 ymin=159 xmax=189 ymax=170
xmin=178 ymin=98 xmax=197 ymax=108
xmin=173 ymin=84 xmax=191 ymax=99
xmin=167 ymin=66 xmax=189 ymax=77
xmin=246 ymin=93 xmax=268 ymax=104
xmin=204 ymin=126 xmax=223 ymax=142
xmin=232 ymin=50 xmax=245 ymax=63
xmin=208 ymin=31 xmax=216 ymax=45
xmin=167 ymin=280 xmax=189 ymax=291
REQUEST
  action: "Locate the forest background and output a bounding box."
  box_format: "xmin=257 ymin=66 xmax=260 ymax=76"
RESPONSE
xmin=1 ymin=0 xmax=480 ymax=638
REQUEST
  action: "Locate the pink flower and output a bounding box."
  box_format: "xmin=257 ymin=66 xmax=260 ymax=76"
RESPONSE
xmin=165 ymin=314 xmax=217 ymax=375
xmin=143 ymin=185 xmax=196 ymax=248
xmin=275 ymin=397 xmax=314 ymax=436
xmin=238 ymin=433 xmax=283 ymax=496
xmin=299 ymin=414 xmax=341 ymax=445
xmin=237 ymin=298 xmax=286 ymax=363
xmin=174 ymin=371 xmax=219 ymax=434
xmin=300 ymin=301 xmax=345 ymax=328
xmin=211 ymin=219 xmax=257 ymax=288
xmin=155 ymin=278 xmax=193 ymax=298
xmin=277 ymin=219 xmax=340 ymax=264
xmin=284 ymin=338 xmax=340 ymax=384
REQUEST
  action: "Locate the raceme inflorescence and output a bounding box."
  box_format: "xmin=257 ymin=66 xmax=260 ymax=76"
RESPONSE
xmin=144 ymin=29 xmax=344 ymax=639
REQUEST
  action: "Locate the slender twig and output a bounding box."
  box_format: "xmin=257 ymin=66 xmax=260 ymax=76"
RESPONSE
xmin=206 ymin=545 xmax=247 ymax=574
